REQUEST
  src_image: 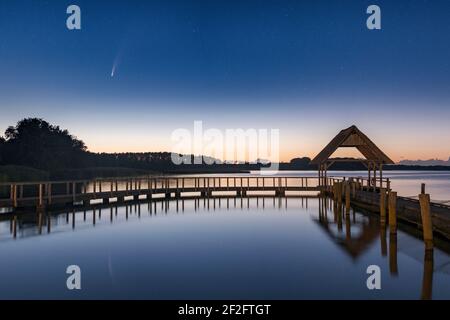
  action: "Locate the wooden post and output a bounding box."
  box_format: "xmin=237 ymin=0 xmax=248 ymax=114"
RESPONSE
xmin=337 ymin=182 xmax=342 ymax=203
xmin=351 ymin=180 xmax=356 ymax=198
xmin=373 ymin=164 xmax=377 ymax=192
xmin=38 ymin=184 xmax=43 ymax=208
xmin=419 ymin=193 xmax=433 ymax=251
xmin=334 ymin=182 xmax=338 ymax=201
xmin=380 ymin=188 xmax=387 ymax=223
xmin=345 ymin=182 xmax=350 ymax=214
xmin=332 ymin=182 xmax=337 ymax=201
xmin=389 ymin=191 xmax=397 ymax=234
xmin=389 ymin=233 xmax=398 ymax=275
xmin=421 ymin=183 xmax=426 ymax=195
xmin=13 ymin=184 xmax=17 ymax=208
xmin=47 ymin=183 xmax=52 ymax=205
xmin=12 ymin=215 xmax=17 ymax=238
xmin=18 ymin=184 xmax=23 ymax=200
xmin=73 ymin=182 xmax=76 ymax=202
xmin=421 ymin=250 xmax=434 ymax=300
xmin=379 ymin=163 xmax=383 ymax=189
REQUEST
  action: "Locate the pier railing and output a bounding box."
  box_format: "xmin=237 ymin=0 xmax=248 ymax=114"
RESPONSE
xmin=0 ymin=175 xmax=337 ymax=210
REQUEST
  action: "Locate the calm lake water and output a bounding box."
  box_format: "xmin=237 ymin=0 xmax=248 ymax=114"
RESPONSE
xmin=0 ymin=171 xmax=449 ymax=299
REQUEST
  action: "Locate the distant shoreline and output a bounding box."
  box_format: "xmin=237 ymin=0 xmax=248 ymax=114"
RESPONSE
xmin=2 ymin=164 xmax=450 ymax=183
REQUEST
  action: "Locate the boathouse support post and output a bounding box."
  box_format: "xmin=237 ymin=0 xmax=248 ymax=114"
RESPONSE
xmin=373 ymin=163 xmax=377 ymax=192
xmin=419 ymin=192 xmax=434 ymax=251
xmin=379 ymin=163 xmax=383 ymax=189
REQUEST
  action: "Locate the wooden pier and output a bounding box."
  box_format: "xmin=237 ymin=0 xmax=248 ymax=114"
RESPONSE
xmin=0 ymin=176 xmax=329 ymax=211
xmin=331 ymin=177 xmax=450 ymax=243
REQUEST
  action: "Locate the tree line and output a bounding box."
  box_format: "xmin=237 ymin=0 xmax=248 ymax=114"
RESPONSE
xmin=0 ymin=118 xmax=283 ymax=176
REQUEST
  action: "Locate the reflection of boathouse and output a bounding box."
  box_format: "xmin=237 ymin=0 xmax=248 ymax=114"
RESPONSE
xmin=315 ymin=198 xmax=380 ymax=259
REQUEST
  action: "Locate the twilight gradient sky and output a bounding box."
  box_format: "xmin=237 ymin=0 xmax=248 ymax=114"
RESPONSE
xmin=1 ymin=0 xmax=450 ymax=162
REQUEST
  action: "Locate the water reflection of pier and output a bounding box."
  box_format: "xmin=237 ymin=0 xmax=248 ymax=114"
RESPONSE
xmin=315 ymin=197 xmax=437 ymax=300
xmin=3 ymin=195 xmax=318 ymax=239
xmin=1 ymin=195 xmax=444 ymax=300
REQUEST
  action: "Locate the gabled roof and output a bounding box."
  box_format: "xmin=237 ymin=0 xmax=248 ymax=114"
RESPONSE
xmin=310 ymin=125 xmax=394 ymax=165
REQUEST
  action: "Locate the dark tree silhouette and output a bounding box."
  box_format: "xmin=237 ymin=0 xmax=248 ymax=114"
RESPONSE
xmin=0 ymin=136 xmax=5 ymax=164
xmin=1 ymin=118 xmax=87 ymax=170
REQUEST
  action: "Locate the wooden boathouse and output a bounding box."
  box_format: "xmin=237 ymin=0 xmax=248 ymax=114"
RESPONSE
xmin=310 ymin=125 xmax=395 ymax=188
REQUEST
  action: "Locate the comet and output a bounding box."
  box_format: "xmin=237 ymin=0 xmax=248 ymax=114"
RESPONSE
xmin=111 ymin=52 xmax=121 ymax=78
xmin=111 ymin=58 xmax=118 ymax=77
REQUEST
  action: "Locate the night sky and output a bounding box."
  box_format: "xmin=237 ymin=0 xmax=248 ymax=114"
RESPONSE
xmin=1 ymin=0 xmax=449 ymax=161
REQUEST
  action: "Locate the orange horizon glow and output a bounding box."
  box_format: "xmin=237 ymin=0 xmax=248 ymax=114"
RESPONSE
xmin=85 ymin=142 xmax=449 ymax=164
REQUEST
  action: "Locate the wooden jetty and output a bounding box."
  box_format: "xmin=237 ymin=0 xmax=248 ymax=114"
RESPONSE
xmin=0 ymin=176 xmax=328 ymax=211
